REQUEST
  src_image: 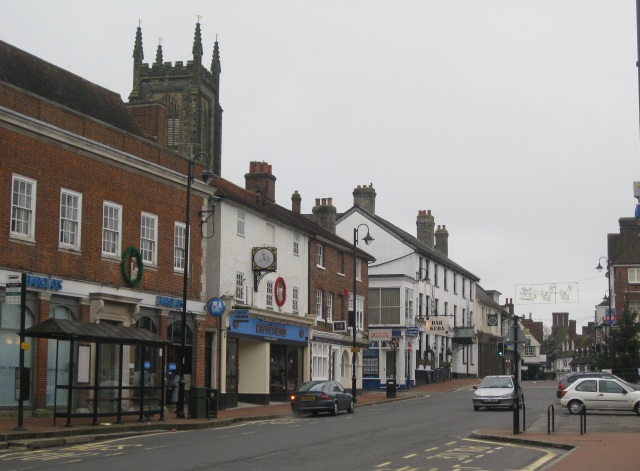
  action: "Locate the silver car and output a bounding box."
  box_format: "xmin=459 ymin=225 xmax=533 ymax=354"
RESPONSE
xmin=473 ymin=375 xmax=523 ymax=411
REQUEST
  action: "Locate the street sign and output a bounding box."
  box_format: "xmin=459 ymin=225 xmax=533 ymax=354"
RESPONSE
xmin=5 ymin=273 xmax=21 ymax=305
xmin=406 ymin=326 xmax=419 ymax=337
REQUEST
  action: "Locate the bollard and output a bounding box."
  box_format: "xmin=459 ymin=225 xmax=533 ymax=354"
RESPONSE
xmin=547 ymin=404 xmax=555 ymax=434
xmin=579 ymin=405 xmax=587 ymax=435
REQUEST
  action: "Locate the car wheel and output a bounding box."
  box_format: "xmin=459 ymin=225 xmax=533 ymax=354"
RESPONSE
xmin=312 ymin=411 xmax=319 ymax=416
xmin=292 ymin=410 xmax=302 ymax=418
xmin=635 ymin=402 xmax=640 ymax=416
xmin=473 ymin=406 xmax=480 ymax=411
xmin=331 ymin=401 xmax=339 ymax=416
xmin=568 ymin=400 xmax=583 ymax=414
xmin=347 ymin=399 xmax=355 ymax=414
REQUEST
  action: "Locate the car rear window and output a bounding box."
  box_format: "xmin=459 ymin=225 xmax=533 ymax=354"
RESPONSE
xmin=298 ymin=382 xmax=323 ymax=392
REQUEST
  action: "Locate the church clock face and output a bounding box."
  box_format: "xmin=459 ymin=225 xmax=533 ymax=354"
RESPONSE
xmin=252 ymin=247 xmax=277 ymax=271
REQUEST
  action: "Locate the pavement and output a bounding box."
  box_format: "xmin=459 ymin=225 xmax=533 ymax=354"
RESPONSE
xmin=0 ymin=378 xmax=638 ymax=470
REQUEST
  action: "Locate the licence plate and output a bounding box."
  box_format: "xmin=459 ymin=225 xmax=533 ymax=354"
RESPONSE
xmin=301 ymin=395 xmax=315 ymax=401
xmin=483 ymin=399 xmax=499 ymax=403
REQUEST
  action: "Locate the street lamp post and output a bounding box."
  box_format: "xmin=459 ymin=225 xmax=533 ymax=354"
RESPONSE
xmin=176 ymin=152 xmax=213 ymax=419
xmin=512 ymin=315 xmax=522 ymax=434
xmin=596 ymin=257 xmax=614 ymax=372
xmin=352 ymin=224 xmax=373 ymax=400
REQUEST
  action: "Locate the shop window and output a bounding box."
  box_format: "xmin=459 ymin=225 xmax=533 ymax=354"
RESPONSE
xmin=0 ymin=300 xmax=35 ymax=406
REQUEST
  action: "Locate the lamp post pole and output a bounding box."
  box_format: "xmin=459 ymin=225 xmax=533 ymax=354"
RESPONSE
xmin=596 ymin=257 xmax=613 ymax=372
xmin=512 ymin=314 xmax=521 ymax=435
xmin=607 ymin=291 xmax=614 ymax=372
xmin=352 ymin=224 xmax=373 ymax=400
xmin=176 ymin=153 xmax=213 ymax=419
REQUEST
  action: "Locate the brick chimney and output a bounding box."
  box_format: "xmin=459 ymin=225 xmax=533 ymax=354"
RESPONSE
xmin=504 ymin=298 xmax=514 ymax=316
xmin=617 ymin=217 xmax=640 ymax=255
xmin=312 ymin=197 xmax=337 ymax=233
xmin=291 ymin=190 xmax=301 ymax=214
xmin=245 ymin=161 xmax=276 ymax=202
xmin=435 ymin=225 xmax=449 ymax=257
xmin=569 ymin=320 xmax=576 ymax=337
xmin=353 ymin=184 xmax=376 ymax=215
xmin=416 ymin=210 xmax=435 ymax=248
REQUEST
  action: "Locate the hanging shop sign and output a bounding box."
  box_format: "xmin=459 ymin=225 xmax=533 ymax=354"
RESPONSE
xmin=333 ymin=321 xmax=347 ymax=332
xmin=274 ymin=277 xmax=286 ymax=307
xmin=427 ymin=319 xmax=447 ymax=333
xmin=206 ymin=297 xmax=225 ymax=317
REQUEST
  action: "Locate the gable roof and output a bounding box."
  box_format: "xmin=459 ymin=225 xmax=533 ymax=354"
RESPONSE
xmin=0 ymin=40 xmax=144 ymax=136
xmin=338 ymin=206 xmax=479 ymax=280
xmin=476 ymin=286 xmax=506 ymax=311
xmin=210 ymin=176 xmax=375 ymax=260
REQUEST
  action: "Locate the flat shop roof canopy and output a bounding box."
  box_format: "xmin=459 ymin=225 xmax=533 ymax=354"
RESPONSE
xmin=25 ymin=318 xmax=170 ymax=347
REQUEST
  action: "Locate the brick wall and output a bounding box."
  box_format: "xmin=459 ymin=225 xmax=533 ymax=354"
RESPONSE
xmin=0 ymin=126 xmax=205 ymax=298
xmin=310 ymin=240 xmax=368 ymax=334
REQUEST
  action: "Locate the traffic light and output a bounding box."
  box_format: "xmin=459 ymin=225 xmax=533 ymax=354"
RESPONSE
xmin=497 ymin=342 xmax=504 ymax=356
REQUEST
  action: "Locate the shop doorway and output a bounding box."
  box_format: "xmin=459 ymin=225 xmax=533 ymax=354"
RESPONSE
xmin=223 ymin=337 xmax=238 ymax=409
xmin=270 ymin=344 xmax=301 ymax=399
xmin=386 ymin=350 xmax=397 ymax=379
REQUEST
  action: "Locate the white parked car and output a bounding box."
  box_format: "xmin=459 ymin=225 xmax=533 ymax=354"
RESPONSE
xmin=560 ymin=377 xmax=640 ymax=415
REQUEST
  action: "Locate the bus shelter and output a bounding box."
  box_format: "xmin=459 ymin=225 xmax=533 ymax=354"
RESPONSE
xmin=25 ymin=318 xmax=169 ymax=427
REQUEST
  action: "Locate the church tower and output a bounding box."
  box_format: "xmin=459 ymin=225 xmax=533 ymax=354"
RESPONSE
xmin=127 ymin=21 xmax=223 ymax=176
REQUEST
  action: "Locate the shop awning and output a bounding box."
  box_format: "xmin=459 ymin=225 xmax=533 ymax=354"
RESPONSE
xmin=452 ymin=327 xmax=475 ymax=345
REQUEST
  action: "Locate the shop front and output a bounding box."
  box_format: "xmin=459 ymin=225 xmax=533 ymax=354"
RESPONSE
xmin=226 ymin=309 xmax=311 ymax=404
xmin=362 ymin=328 xmax=406 ymax=390
xmin=0 ymin=269 xmax=207 ymax=416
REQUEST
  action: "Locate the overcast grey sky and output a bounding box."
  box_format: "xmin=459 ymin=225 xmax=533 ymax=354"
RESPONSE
xmin=2 ymin=1 xmax=638 ymax=329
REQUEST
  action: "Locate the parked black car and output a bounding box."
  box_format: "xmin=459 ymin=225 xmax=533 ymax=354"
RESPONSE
xmin=556 ymin=371 xmax=640 ymax=398
xmin=290 ymin=381 xmax=355 ymax=417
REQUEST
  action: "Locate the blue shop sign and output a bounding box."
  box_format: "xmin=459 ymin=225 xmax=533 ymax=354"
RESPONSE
xmin=26 ymin=275 xmax=63 ymax=291
xmin=229 ymin=313 xmax=308 ymax=344
xmin=156 ymin=296 xmax=183 ymax=309
xmin=406 ymin=326 xmax=419 ymax=337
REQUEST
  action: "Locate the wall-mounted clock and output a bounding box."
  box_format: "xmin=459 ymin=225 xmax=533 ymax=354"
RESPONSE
xmin=252 ymin=246 xmax=277 ymax=271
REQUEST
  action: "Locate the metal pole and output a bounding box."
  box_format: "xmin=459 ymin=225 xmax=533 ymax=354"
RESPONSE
xmin=512 ymin=316 xmax=520 ymax=434
xmin=352 ymin=227 xmax=357 ymax=400
xmin=636 ymin=0 xmax=640 ymax=131
xmin=177 ymin=158 xmax=194 ymax=419
xmin=608 ymin=286 xmax=614 ymax=372
xmin=14 ymin=272 xmax=27 ymax=431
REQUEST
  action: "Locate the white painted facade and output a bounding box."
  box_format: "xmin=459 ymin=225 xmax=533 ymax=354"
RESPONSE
xmin=336 ymin=207 xmax=479 ymax=389
xmin=204 ymin=195 xmax=316 ymax=404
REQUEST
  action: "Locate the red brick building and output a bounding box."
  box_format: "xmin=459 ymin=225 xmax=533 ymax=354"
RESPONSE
xmin=0 ymin=31 xmax=219 ymax=414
